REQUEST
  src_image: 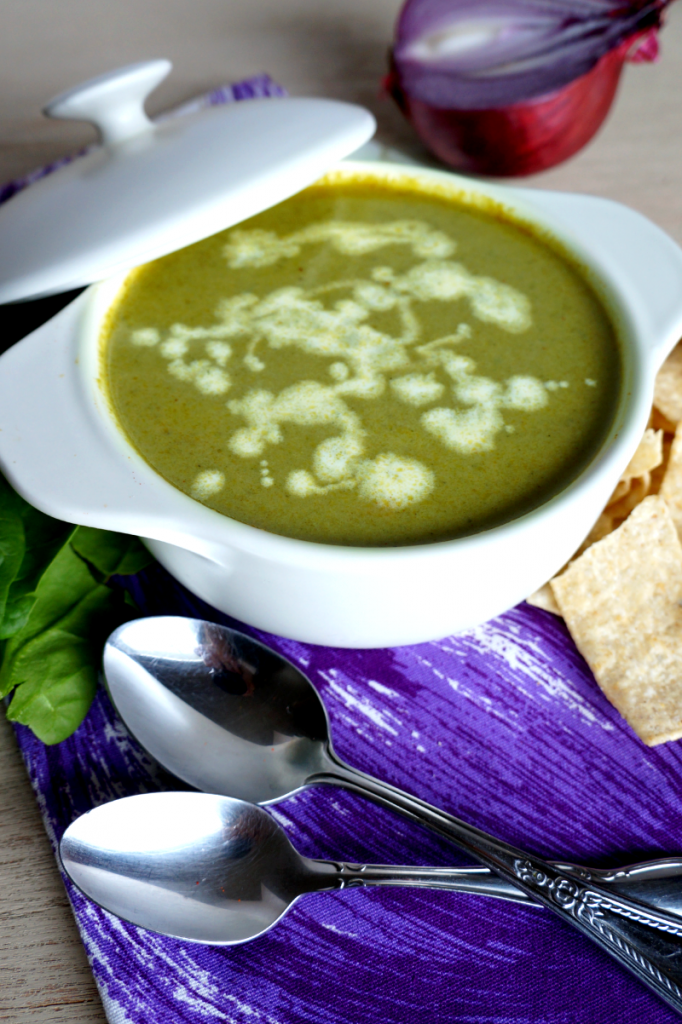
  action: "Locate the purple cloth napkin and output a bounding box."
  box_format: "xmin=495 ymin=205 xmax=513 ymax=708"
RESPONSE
xmin=14 ymin=561 xmax=682 ymax=1024
xmin=4 ymin=77 xmax=682 ymax=1024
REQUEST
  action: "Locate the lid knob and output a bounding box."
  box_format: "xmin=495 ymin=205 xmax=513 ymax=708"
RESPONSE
xmin=43 ymin=59 xmax=171 ymax=145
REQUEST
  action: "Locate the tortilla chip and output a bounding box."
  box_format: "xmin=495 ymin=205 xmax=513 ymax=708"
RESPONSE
xmin=650 ymin=435 xmax=673 ymax=495
xmin=526 ymin=583 xmax=561 ymax=615
xmin=606 ymin=478 xmax=630 ymax=506
xmin=527 ymin=512 xmax=617 ymax=618
xmin=576 ymin=511 xmax=616 ymax=556
xmin=654 ymin=343 xmax=682 ymax=425
xmin=606 ymin=472 xmax=651 ymax=519
xmin=650 ymin=406 xmax=678 ymax=435
xmin=660 ymin=422 xmax=682 ymax=536
xmin=620 ymin=428 xmax=663 ymax=481
xmin=603 ymin=430 xmax=662 ymax=512
xmin=551 ymin=496 xmax=682 ymax=746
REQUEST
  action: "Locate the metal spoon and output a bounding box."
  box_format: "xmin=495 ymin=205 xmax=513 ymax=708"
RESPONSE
xmin=103 ymin=616 xmax=682 ymax=914
xmin=104 ymin=617 xmax=682 ymax=1010
xmin=61 ymin=792 xmax=682 ymax=946
xmin=60 ymin=791 xmax=540 ymax=944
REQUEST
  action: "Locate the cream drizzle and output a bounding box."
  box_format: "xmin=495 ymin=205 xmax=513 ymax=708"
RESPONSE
xmin=127 ymin=218 xmax=585 ymax=511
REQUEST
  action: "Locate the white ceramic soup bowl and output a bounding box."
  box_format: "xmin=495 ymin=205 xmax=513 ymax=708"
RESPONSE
xmin=2 ymin=158 xmax=682 ymax=648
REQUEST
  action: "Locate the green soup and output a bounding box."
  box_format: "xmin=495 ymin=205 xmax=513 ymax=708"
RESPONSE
xmin=102 ymin=174 xmax=621 ymax=546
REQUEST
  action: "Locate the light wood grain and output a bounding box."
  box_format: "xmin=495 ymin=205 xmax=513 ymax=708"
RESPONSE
xmin=1 ymin=1 xmax=681 ymax=1019
xmin=0 ymin=713 xmax=105 ymax=1023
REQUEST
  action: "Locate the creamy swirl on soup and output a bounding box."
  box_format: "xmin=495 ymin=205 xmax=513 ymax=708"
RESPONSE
xmin=102 ymin=175 xmax=621 ymax=546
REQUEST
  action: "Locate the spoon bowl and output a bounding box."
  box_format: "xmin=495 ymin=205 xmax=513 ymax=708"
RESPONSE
xmin=104 ymin=615 xmax=330 ymax=803
xmin=61 ymin=792 xmax=320 ymax=943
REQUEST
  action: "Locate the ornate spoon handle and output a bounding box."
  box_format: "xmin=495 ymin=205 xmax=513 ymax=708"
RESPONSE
xmin=312 ymin=757 xmax=682 ymax=1013
xmin=510 ymin=854 xmax=682 ymax=1009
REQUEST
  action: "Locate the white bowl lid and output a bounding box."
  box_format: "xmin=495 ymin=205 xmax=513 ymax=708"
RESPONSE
xmin=0 ymin=60 xmax=376 ymax=303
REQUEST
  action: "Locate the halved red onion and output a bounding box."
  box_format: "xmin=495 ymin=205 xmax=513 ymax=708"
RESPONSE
xmin=386 ymin=1 xmax=669 ymax=175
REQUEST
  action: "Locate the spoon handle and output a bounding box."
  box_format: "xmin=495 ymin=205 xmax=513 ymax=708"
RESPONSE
xmin=312 ymin=758 xmax=682 ymax=1012
xmin=312 ymin=856 xmax=682 ymax=909
xmin=327 ymin=862 xmax=535 ymax=903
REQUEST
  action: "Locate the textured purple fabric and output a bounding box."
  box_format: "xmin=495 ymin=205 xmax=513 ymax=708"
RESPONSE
xmin=4 ymin=75 xmax=682 ymax=1024
xmin=11 ymin=559 xmax=682 ymax=1024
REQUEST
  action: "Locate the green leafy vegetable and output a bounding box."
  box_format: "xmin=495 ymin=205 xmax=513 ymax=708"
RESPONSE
xmin=71 ymin=526 xmax=153 ymax=579
xmin=1 ymin=544 xmax=123 ymax=742
xmin=0 ymin=472 xmax=154 ymax=744
xmin=0 ymin=496 xmax=25 ymax=631
xmin=0 ymin=478 xmax=75 ymax=639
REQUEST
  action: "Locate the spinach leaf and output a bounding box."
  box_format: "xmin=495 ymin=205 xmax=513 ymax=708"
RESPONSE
xmin=5 ymin=639 xmax=99 ymax=745
xmin=71 ymin=526 xmax=154 ymax=579
xmin=0 ymin=503 xmax=25 ymax=631
xmin=2 ymin=509 xmax=74 ymax=639
xmin=2 ymin=542 xmax=134 ymax=743
xmin=0 ymin=470 xmax=156 ymax=744
xmin=0 ymin=474 xmax=74 ymax=639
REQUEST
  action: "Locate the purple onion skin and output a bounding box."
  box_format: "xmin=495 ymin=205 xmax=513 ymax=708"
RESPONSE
xmin=393 ymin=0 xmax=667 ymax=110
xmin=386 ymin=35 xmax=646 ymax=176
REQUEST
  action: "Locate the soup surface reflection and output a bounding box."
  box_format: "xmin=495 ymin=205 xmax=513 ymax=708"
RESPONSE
xmin=102 ymin=175 xmax=621 ymax=546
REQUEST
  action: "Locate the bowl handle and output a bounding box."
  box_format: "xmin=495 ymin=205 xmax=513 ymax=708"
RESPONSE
xmin=511 ymin=188 xmax=682 ymax=371
xmin=0 ymin=293 xmax=223 ymax=556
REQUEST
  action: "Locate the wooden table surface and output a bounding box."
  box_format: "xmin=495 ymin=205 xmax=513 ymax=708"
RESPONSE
xmin=1 ymin=2 xmax=681 ymax=1020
